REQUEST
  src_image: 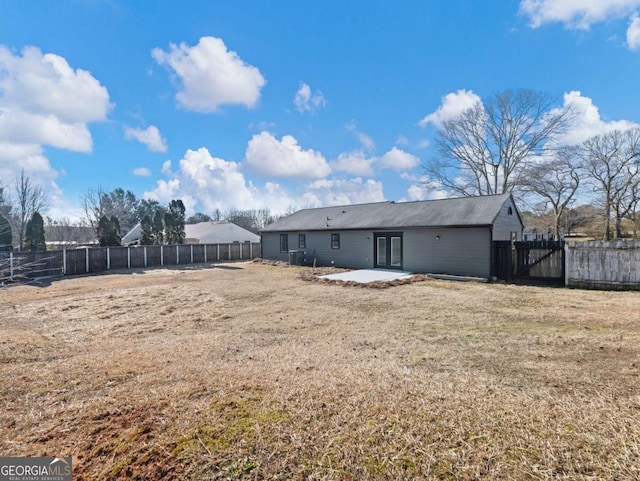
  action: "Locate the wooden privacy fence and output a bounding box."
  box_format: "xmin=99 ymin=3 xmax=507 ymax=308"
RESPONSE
xmin=0 ymin=242 xmax=261 ymax=282
xmin=492 ymin=240 xmax=565 ymax=285
xmin=566 ymin=240 xmax=640 ymax=290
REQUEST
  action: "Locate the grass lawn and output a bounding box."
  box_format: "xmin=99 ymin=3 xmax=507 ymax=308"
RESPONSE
xmin=1 ymin=261 xmax=639 ymax=480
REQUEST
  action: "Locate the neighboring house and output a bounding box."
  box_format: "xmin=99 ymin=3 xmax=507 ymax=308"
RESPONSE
xmin=260 ymin=193 xmax=523 ymax=279
xmin=122 ymin=221 xmax=260 ymax=245
xmin=523 ymin=227 xmax=560 ymax=242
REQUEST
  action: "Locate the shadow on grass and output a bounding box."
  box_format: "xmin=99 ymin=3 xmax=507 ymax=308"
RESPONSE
xmin=0 ymin=260 xmax=250 ymax=288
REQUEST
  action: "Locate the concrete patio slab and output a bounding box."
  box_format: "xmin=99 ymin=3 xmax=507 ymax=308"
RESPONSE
xmin=319 ymin=268 xmax=414 ymax=284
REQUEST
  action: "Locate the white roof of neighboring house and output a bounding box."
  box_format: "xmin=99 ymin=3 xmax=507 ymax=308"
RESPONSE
xmin=122 ymin=221 xmax=260 ymax=245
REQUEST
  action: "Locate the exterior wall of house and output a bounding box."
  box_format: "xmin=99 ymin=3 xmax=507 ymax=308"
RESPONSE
xmin=262 ymin=226 xmax=493 ymax=278
xmin=492 ymin=196 xmax=523 ymax=241
xmin=262 ymin=231 xmax=374 ymax=269
xmin=403 ymin=227 xmax=492 ymax=277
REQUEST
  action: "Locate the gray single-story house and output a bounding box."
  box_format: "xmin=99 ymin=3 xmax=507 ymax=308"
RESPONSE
xmin=260 ymin=193 xmax=523 ymax=279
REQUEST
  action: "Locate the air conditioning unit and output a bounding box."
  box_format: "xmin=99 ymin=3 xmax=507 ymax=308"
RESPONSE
xmin=289 ymin=250 xmax=304 ymax=266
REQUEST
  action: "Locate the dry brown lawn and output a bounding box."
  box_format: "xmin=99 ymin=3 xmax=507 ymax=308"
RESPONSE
xmin=1 ymin=261 xmax=640 ymax=480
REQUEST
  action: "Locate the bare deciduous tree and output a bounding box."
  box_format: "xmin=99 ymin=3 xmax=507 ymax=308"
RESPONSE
xmin=80 ymin=187 xmax=107 ymax=231
xmin=424 ymin=89 xmax=574 ymax=197
xmin=521 ymin=147 xmax=582 ymax=239
xmin=582 ymin=128 xmax=640 ymax=240
xmin=81 ymin=187 xmax=140 ymax=237
xmin=224 ymin=208 xmax=275 ymax=233
xmin=14 ymin=170 xmax=49 ymax=250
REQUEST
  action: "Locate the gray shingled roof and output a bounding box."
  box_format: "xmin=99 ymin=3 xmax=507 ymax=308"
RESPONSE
xmin=261 ymin=193 xmax=515 ymax=232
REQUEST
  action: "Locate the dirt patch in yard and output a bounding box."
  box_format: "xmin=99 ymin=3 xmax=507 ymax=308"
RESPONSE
xmin=2 ymin=262 xmax=640 ymax=479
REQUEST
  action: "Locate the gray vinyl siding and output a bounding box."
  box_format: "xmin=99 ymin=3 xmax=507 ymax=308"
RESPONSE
xmin=492 ymin=197 xmax=523 ymax=241
xmin=263 ymin=227 xmax=492 ymax=278
xmin=262 ymin=231 xmax=374 ymax=268
xmin=261 ymin=233 xmax=288 ymax=262
xmin=303 ymin=231 xmax=373 ymax=269
xmin=403 ymin=227 xmax=491 ymax=278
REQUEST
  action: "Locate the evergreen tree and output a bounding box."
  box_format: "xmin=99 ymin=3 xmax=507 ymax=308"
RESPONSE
xmin=0 ymin=214 xmax=12 ymax=251
xmin=139 ymin=215 xmax=153 ymax=245
xmin=164 ymin=199 xmax=185 ymax=244
xmin=24 ymin=211 xmax=46 ymax=251
xmin=97 ymin=215 xmax=121 ymax=246
xmin=152 ymin=209 xmax=164 ymax=245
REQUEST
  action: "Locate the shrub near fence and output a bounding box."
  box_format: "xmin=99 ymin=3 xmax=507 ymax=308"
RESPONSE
xmin=0 ymin=242 xmax=261 ymax=282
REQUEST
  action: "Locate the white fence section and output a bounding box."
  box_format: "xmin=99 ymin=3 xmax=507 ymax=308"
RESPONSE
xmin=566 ymin=240 xmax=640 ymax=290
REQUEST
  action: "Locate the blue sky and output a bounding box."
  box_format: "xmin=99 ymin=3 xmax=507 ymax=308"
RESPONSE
xmin=1 ymin=0 xmax=640 ymax=219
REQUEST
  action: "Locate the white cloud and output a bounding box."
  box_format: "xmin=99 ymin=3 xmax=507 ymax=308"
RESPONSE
xmin=396 ymin=135 xmax=430 ymax=149
xmin=152 ymin=36 xmax=265 ymax=113
xmin=0 ymin=45 xmax=111 ymax=215
xmin=0 ymin=46 xmax=111 ymax=152
xmin=380 ymin=147 xmax=420 ymax=171
xmin=396 ymin=135 xmax=410 ymax=147
xmin=144 ymin=147 xmax=294 ymax=216
xmin=301 ymin=178 xmax=385 ymax=207
xmin=124 ymin=125 xmax=168 ymax=152
xmin=331 ymin=150 xmax=376 ymax=176
xmin=519 ymin=0 xmax=640 ymax=29
xmin=556 ymin=91 xmax=640 ymax=144
xmin=161 ymin=160 xmax=173 ymax=176
xmin=627 ymin=14 xmax=640 ymax=49
xmin=133 ymin=167 xmax=152 ymax=177
xmin=245 ymin=131 xmax=331 ymax=179
xmin=418 ymin=89 xmax=481 ymax=128
xmin=400 ymin=174 xmax=449 ymax=202
xmin=144 ymin=148 xmax=393 ymax=216
xmin=346 ymin=121 xmax=375 ymax=151
xmin=294 ymin=82 xmax=327 ymax=113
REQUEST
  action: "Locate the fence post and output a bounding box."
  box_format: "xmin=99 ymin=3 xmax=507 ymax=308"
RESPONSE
xmin=144 ymin=246 xmax=148 ymax=267
xmin=9 ymin=252 xmax=14 ymax=279
xmin=217 ymin=244 xmax=220 ymax=261
xmin=160 ymin=246 xmax=163 ymax=266
xmin=63 ymin=248 xmax=67 ymax=276
xmin=191 ymin=245 xmax=194 ymax=263
xmin=564 ymin=242 xmax=569 ymax=286
xmin=250 ymin=243 xmax=253 ymax=259
xmin=86 ymin=247 xmax=90 ymax=273
xmin=176 ymin=245 xmax=179 ymax=264
xmin=204 ymin=245 xmax=207 ymax=263
xmin=127 ymin=247 xmax=131 ymax=269
xmin=107 ymin=247 xmax=111 ymax=270
xmin=228 ymin=244 xmax=231 ymax=260
xmin=240 ymin=243 xmax=243 ymax=260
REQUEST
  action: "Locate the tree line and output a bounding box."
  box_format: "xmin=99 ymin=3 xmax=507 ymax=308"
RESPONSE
xmin=424 ymin=89 xmax=640 ymax=240
xmin=0 ymin=178 xmax=277 ymax=252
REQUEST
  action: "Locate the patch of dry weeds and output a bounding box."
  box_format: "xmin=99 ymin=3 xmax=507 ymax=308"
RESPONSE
xmin=1 ymin=262 xmax=640 ymax=479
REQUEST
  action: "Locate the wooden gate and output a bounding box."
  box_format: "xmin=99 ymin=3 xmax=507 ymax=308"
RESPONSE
xmin=492 ymin=241 xmax=565 ymax=285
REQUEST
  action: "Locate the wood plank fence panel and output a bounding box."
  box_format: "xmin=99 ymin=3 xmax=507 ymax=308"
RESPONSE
xmin=129 ymin=247 xmax=146 ymax=268
xmin=145 ymin=246 xmax=162 ymax=267
xmin=177 ymin=245 xmax=191 ymax=265
xmin=109 ymin=247 xmax=130 ymax=270
xmin=192 ymin=245 xmax=205 ymax=263
xmin=1 ymin=242 xmax=262 ymax=283
xmin=566 ymin=240 xmax=640 ymax=290
xmin=89 ymin=249 xmax=107 ymax=273
xmin=162 ymin=246 xmax=177 ymax=266
xmin=65 ymin=249 xmax=88 ymax=275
